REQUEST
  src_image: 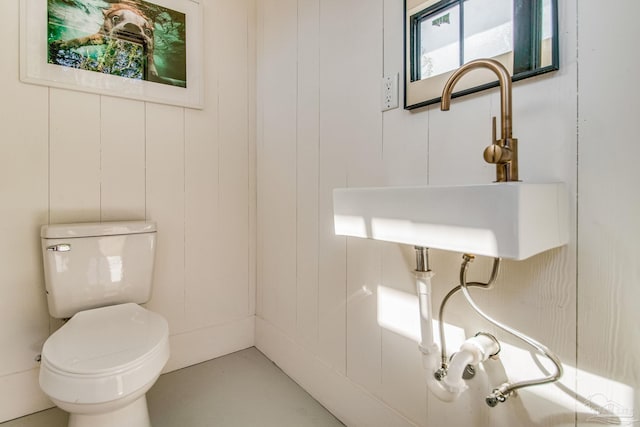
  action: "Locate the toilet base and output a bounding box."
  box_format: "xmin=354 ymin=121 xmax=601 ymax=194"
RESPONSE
xmin=67 ymin=395 xmax=150 ymax=427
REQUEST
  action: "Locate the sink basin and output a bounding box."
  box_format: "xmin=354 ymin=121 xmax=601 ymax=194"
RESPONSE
xmin=333 ymin=182 xmax=569 ymax=260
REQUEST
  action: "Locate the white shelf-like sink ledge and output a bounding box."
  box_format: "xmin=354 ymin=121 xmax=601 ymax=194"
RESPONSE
xmin=333 ymin=182 xmax=569 ymax=260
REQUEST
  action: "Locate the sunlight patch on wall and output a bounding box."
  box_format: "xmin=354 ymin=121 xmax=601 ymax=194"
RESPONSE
xmin=377 ymin=285 xmax=636 ymax=425
xmin=377 ymin=285 xmax=466 ymax=348
xmin=499 ymin=340 xmax=637 ymax=425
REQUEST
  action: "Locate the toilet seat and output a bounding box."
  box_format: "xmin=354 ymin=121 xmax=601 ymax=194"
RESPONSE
xmin=39 ymin=303 xmax=169 ymax=405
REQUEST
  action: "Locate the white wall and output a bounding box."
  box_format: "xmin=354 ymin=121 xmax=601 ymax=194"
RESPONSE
xmin=0 ymin=0 xmax=256 ymax=422
xmin=255 ymin=1 xmax=639 ymax=426
xmin=576 ymin=0 xmax=640 ymax=425
xmin=2 ymin=0 xmax=638 ymax=425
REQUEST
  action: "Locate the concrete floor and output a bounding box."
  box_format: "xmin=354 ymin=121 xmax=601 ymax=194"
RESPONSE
xmin=1 ymin=347 xmax=344 ymax=427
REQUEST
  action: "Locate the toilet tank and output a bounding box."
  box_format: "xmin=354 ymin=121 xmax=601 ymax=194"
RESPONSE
xmin=41 ymin=221 xmax=157 ymax=318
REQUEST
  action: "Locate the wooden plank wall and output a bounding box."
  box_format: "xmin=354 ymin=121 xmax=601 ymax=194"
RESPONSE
xmin=0 ymin=0 xmax=257 ymax=421
xmin=576 ymin=0 xmax=640 ymax=425
xmin=256 ymin=0 xmax=633 ymax=425
xmin=1 ymin=0 xmax=638 ymax=424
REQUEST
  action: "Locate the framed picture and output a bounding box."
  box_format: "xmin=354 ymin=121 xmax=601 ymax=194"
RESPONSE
xmin=20 ymin=0 xmax=204 ymax=109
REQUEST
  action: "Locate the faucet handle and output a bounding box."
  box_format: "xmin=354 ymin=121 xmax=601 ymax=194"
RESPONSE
xmin=484 ymin=143 xmax=512 ymax=164
xmin=484 ymin=116 xmax=512 ymax=164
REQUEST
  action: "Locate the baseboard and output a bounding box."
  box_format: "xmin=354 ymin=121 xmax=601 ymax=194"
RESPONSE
xmin=0 ymin=368 xmax=54 ymax=423
xmin=164 ymin=315 xmax=255 ymax=372
xmin=255 ymin=317 xmax=416 ymax=427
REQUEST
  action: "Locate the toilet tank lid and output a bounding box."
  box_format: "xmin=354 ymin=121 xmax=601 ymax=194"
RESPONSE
xmin=41 ymin=221 xmax=157 ymax=239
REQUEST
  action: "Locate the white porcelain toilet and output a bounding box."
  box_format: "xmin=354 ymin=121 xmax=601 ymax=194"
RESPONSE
xmin=39 ymin=221 xmax=169 ymax=427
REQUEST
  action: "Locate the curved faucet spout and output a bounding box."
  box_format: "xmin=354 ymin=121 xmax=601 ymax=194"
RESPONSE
xmin=441 ymin=59 xmax=512 ymax=139
xmin=440 ymin=59 xmax=519 ymax=182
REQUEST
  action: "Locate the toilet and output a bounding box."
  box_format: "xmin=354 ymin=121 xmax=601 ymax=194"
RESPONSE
xmin=39 ymin=221 xmax=169 ymax=427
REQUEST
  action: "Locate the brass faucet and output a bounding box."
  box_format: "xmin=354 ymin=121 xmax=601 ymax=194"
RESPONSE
xmin=440 ymin=59 xmax=518 ymax=182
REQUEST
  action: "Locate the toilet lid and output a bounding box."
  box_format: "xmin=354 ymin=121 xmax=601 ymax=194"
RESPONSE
xmin=42 ymin=303 xmax=168 ymax=375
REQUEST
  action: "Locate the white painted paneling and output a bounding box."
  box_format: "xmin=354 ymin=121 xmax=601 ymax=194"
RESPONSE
xmin=256 ymin=0 xmax=585 ymax=426
xmin=6 ymin=0 xmax=640 ymax=424
xmin=381 ymin=330 xmax=427 ymax=427
xmin=217 ymin=0 xmax=253 ymax=321
xmin=247 ymin=0 xmax=258 ymax=319
xmin=322 ymin=0 xmax=386 ymax=396
xmin=49 ymin=89 xmax=101 ymax=223
xmin=381 ymin=0 xmax=429 ymax=189
xmin=255 ymin=0 xmax=265 ymax=320
xmin=100 ymin=96 xmax=146 ymax=221
xmin=382 ymin=107 xmax=429 ymax=186
xmin=184 ymin=103 xmax=220 ymax=328
xmin=316 ymin=151 xmax=348 ymax=373
xmin=257 ymin=0 xmax=298 ymax=337
xmin=317 ymin=0 xmax=351 ymax=375
xmin=0 ymin=0 xmax=256 ymax=421
xmin=144 ymin=103 xmax=186 ymax=333
xmin=577 ymin=0 xmax=640 ymax=423
xmin=379 ymin=2 xmax=430 ymax=421
xmin=0 ymin=370 xmax=52 ymax=422
xmin=185 ymin=0 xmax=254 ymax=330
xmin=380 ymin=244 xmax=427 ymax=426
xmin=427 ymin=93 xmax=494 ymax=186
xmin=346 ymin=237 xmax=383 ymax=396
xmin=0 ymin=0 xmax=49 ymax=382
xmin=296 ymin=0 xmax=321 ymax=347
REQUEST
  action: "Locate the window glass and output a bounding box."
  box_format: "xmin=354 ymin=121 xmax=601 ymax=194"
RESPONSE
xmin=463 ymin=0 xmax=513 ymax=63
xmin=540 ymin=0 xmax=553 ymax=67
xmin=419 ymin=4 xmax=460 ymax=79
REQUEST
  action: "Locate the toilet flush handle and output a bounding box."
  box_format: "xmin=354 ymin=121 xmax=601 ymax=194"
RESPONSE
xmin=46 ymin=244 xmax=71 ymax=252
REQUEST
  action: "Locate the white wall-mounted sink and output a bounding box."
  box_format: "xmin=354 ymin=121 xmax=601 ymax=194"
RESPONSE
xmin=333 ymin=183 xmax=569 ymax=260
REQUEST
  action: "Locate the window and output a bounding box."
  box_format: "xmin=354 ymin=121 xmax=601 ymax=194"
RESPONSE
xmin=405 ymin=0 xmax=558 ymax=109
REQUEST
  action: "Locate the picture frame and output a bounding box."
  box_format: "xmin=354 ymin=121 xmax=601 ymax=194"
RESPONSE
xmin=20 ymin=0 xmax=204 ymax=109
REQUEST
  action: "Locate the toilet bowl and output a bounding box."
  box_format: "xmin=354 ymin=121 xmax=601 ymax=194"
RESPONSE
xmin=39 ymin=303 xmax=169 ymax=427
xmin=39 ymin=221 xmax=169 ymax=426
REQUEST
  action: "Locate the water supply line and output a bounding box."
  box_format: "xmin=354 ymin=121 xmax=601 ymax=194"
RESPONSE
xmin=436 ymin=257 xmax=501 ymax=377
xmin=413 ymin=248 xmax=563 ymax=406
xmin=458 ymin=254 xmax=564 ymax=407
xmin=413 ymin=247 xmax=501 ymax=402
